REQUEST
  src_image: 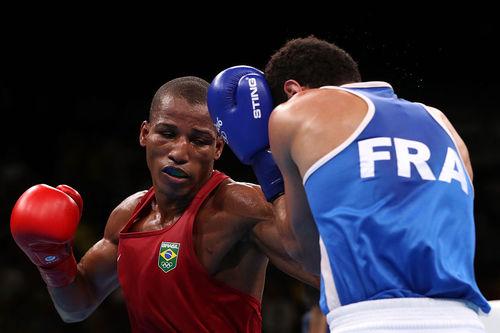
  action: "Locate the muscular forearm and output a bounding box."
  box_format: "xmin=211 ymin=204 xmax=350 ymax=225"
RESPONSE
xmin=276 ymin=259 xmax=320 ymax=289
xmin=11 ymin=184 xmax=131 ymax=323
xmin=272 ymin=195 xmax=321 ymax=274
xmin=272 ymin=196 xmax=299 ymax=254
xmin=47 ymin=240 xmax=120 ymax=323
xmin=48 ymin=267 xmax=106 ymax=322
xmin=272 ymin=197 xmax=314 ymax=258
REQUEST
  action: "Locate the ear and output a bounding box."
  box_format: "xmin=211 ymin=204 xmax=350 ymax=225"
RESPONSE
xmin=139 ymin=121 xmax=149 ymax=147
xmin=283 ymin=79 xmax=304 ymax=99
xmin=214 ymin=135 xmax=224 ymax=160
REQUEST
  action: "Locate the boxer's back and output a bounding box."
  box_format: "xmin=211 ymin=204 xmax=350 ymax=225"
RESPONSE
xmin=298 ymin=82 xmax=489 ymax=315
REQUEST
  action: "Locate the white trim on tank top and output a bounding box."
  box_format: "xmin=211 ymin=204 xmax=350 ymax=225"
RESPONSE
xmin=341 ymin=81 xmax=393 ymax=89
xmin=302 ymin=83 xmax=382 ymax=185
xmin=418 ymin=103 xmax=474 ymax=191
xmin=320 ymin=236 xmax=341 ymax=312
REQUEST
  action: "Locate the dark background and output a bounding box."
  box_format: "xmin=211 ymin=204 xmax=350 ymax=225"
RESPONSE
xmin=1 ymin=9 xmax=499 ymax=332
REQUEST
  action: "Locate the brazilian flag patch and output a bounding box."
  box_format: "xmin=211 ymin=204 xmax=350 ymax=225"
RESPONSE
xmin=158 ymin=241 xmax=180 ymax=273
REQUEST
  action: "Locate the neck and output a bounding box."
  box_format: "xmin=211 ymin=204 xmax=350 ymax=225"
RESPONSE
xmin=154 ymin=193 xmax=193 ymax=220
xmin=153 ymin=171 xmax=213 ymax=220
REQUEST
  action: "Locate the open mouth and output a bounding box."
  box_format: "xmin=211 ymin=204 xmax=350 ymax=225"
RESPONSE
xmin=162 ymin=166 xmax=189 ymax=179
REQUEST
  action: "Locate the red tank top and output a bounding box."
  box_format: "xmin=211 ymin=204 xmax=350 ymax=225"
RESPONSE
xmin=117 ymin=171 xmax=262 ymax=333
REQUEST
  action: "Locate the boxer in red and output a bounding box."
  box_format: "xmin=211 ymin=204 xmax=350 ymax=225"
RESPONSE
xmin=10 ymin=76 xmax=318 ymax=332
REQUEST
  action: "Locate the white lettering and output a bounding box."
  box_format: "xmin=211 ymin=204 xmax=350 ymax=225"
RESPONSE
xmin=214 ymin=117 xmax=223 ymax=133
xmin=394 ymin=138 xmax=436 ymax=180
xmin=358 ymin=137 xmax=469 ymax=194
xmin=358 ymin=137 xmax=392 ymax=178
xmin=248 ymin=77 xmax=262 ymax=119
xmin=214 ymin=117 xmax=228 ymax=143
xmin=438 ymin=147 xmax=468 ymax=194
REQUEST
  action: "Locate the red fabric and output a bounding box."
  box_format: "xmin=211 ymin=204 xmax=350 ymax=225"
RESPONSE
xmin=118 ymin=171 xmax=262 ymax=332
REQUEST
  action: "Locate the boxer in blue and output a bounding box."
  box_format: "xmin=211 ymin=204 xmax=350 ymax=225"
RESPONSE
xmin=208 ymin=36 xmax=490 ymax=332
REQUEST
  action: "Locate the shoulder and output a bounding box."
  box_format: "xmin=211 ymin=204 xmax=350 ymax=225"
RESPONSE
xmin=424 ymin=105 xmax=464 ymax=142
xmin=270 ymin=87 xmax=353 ymax=135
xmin=424 ymin=105 xmax=446 ymax=120
xmin=275 ymin=87 xmax=356 ymax=113
xmin=211 ymin=179 xmax=273 ymax=225
xmin=271 ymin=88 xmax=357 ymax=128
xmin=423 ymin=105 xmax=473 ymax=179
xmin=104 ymin=190 xmax=149 ymax=243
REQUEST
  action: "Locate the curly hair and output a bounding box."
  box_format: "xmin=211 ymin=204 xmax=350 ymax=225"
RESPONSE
xmin=264 ymin=36 xmax=361 ymax=105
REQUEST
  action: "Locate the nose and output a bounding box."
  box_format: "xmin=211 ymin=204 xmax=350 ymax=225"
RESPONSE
xmin=167 ymin=136 xmax=189 ymax=165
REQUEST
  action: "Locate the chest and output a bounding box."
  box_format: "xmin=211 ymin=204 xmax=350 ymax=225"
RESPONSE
xmin=123 ymin=203 xmax=248 ymax=274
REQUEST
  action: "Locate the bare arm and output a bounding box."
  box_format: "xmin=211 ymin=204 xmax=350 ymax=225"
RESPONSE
xmin=48 ymin=191 xmax=145 ymax=322
xmin=434 ymin=108 xmax=474 ymax=180
xmin=268 ymin=106 xmax=321 ymax=274
xmin=251 ymin=194 xmax=320 ymax=288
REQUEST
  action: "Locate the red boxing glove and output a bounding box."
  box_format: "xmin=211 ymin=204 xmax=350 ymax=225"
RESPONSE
xmin=10 ymin=184 xmax=83 ymax=288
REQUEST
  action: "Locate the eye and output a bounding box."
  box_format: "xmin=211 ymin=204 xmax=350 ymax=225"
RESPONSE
xmin=191 ymin=138 xmax=210 ymax=146
xmin=161 ymin=131 xmax=176 ymax=139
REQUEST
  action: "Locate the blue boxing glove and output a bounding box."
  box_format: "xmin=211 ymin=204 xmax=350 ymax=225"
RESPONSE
xmin=208 ymin=65 xmax=284 ymax=202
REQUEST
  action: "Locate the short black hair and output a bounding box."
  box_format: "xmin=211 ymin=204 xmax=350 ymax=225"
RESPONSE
xmin=264 ymin=36 xmax=361 ymax=105
xmin=149 ymin=76 xmax=209 ymax=120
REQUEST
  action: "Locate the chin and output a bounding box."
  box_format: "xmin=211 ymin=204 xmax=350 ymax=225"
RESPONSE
xmin=157 ymin=182 xmax=193 ymax=198
xmin=154 ymin=174 xmax=186 ymax=193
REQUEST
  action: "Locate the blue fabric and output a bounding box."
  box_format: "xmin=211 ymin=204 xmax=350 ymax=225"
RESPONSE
xmin=305 ymin=84 xmax=490 ymax=314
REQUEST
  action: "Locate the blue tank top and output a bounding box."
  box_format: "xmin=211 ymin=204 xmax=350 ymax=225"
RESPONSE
xmin=303 ymin=82 xmax=490 ymax=314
